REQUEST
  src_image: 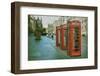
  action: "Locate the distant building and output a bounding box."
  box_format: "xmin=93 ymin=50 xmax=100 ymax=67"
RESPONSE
xmin=53 ymin=20 xmax=59 ymax=34
xmin=48 ymin=24 xmax=54 ymax=34
xmin=28 ymin=15 xmax=43 ymax=34
xmin=35 ymin=17 xmax=43 ymax=29
xmin=28 ymin=15 xmax=36 ymax=33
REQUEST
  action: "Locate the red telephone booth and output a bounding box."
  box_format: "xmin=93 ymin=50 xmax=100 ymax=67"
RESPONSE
xmin=56 ymin=26 xmax=61 ymax=47
xmin=67 ymin=20 xmax=81 ymax=56
xmin=60 ymin=24 xmax=67 ymax=50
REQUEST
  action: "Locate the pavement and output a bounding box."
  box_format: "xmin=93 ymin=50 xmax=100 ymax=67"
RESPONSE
xmin=28 ymin=33 xmax=88 ymax=61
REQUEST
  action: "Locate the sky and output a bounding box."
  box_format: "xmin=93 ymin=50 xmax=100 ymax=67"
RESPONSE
xmin=31 ymin=15 xmax=88 ymax=28
xmin=32 ymin=15 xmax=60 ymax=28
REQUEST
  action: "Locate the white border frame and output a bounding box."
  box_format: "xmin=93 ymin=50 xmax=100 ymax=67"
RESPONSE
xmin=20 ymin=6 xmax=95 ymax=70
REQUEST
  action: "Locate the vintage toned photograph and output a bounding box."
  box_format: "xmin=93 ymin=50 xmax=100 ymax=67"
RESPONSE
xmin=11 ymin=2 xmax=97 ymax=73
xmin=28 ymin=15 xmax=88 ymax=60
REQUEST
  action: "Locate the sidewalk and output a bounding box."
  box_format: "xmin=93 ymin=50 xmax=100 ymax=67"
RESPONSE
xmin=28 ymin=33 xmax=88 ymax=60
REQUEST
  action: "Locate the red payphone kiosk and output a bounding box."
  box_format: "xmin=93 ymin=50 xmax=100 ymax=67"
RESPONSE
xmin=56 ymin=26 xmax=61 ymax=47
xmin=67 ymin=20 xmax=81 ymax=56
xmin=60 ymin=24 xmax=67 ymax=50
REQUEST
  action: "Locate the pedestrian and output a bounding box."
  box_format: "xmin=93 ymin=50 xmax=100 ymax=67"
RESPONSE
xmin=51 ymin=33 xmax=54 ymax=39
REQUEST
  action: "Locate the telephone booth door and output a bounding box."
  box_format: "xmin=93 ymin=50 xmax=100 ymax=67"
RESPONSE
xmin=67 ymin=20 xmax=81 ymax=56
xmin=60 ymin=24 xmax=67 ymax=50
xmin=56 ymin=26 xmax=61 ymax=47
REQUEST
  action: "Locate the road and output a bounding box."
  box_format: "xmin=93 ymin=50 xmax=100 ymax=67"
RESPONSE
xmin=28 ymin=33 xmax=88 ymax=60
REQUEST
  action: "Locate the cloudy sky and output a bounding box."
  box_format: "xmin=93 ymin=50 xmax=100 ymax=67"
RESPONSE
xmin=31 ymin=15 xmax=88 ymax=28
xmin=32 ymin=15 xmax=60 ymax=28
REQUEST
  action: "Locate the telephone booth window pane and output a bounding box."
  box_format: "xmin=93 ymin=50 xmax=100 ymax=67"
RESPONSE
xmin=66 ymin=27 xmax=69 ymax=47
xmin=64 ymin=29 xmax=66 ymax=46
xmin=74 ymin=26 xmax=79 ymax=51
xmin=58 ymin=30 xmax=60 ymax=45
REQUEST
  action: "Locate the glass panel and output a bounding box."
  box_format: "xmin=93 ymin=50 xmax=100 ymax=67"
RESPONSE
xmin=74 ymin=26 xmax=80 ymax=51
xmin=58 ymin=30 xmax=60 ymax=44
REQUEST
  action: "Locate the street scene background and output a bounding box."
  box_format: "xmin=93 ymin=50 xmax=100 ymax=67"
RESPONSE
xmin=28 ymin=15 xmax=88 ymax=61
